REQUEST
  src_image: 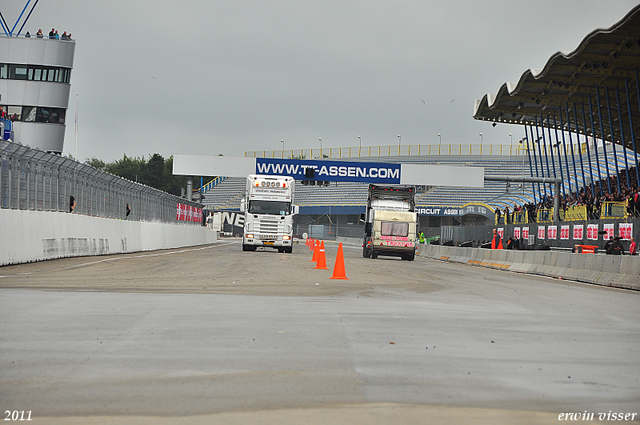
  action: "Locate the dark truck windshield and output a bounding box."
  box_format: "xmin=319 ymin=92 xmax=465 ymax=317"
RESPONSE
xmin=248 ymin=200 xmax=291 ymax=215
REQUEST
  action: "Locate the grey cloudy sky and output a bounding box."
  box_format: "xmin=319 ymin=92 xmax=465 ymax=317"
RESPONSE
xmin=3 ymin=0 xmax=639 ymax=162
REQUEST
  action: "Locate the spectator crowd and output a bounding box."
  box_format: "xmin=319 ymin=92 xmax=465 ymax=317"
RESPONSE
xmin=495 ymin=164 xmax=640 ymax=223
xmin=23 ymin=28 xmax=72 ymax=40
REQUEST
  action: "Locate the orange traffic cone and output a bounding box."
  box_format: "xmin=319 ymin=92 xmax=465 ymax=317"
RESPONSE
xmin=330 ymin=243 xmax=349 ymax=280
xmin=314 ymin=241 xmax=329 ymax=270
xmin=309 ymin=238 xmax=315 ymax=250
xmin=306 ymin=238 xmax=310 ymax=248
xmin=311 ymin=239 xmax=320 ymax=262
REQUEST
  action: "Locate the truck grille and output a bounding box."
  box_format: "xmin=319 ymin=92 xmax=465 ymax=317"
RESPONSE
xmin=257 ymin=220 xmax=279 ymax=234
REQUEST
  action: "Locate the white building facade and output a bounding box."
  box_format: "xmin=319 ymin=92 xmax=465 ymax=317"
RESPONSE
xmin=0 ymin=35 xmax=75 ymax=154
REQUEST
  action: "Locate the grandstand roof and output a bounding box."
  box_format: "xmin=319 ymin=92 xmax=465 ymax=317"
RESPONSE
xmin=473 ymin=4 xmax=640 ymax=148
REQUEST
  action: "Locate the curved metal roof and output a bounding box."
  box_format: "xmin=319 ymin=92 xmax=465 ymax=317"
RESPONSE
xmin=473 ymin=4 xmax=640 ymax=149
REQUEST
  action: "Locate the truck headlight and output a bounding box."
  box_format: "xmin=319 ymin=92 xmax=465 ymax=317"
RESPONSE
xmin=245 ymin=233 xmax=254 ymax=239
xmin=282 ymin=235 xmax=291 ymax=240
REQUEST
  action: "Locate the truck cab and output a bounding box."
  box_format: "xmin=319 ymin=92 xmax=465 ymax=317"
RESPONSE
xmin=241 ymin=174 xmax=298 ymax=253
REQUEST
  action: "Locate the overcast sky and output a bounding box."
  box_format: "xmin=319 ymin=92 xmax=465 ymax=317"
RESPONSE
xmin=3 ymin=1 xmax=639 ymax=162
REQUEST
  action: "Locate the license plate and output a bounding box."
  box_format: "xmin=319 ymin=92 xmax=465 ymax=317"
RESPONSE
xmin=263 ymin=241 xmax=274 ymax=245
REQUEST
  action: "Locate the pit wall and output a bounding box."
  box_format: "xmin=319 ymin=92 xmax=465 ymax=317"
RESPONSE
xmin=418 ymin=243 xmax=640 ymax=291
xmin=0 ymin=209 xmax=217 ymax=266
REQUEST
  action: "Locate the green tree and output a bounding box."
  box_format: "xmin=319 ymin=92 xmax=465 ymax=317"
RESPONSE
xmin=86 ymin=157 xmax=107 ymax=171
xmin=85 ymin=154 xmax=215 ymax=197
xmin=141 ymin=153 xmax=165 ymax=189
xmin=104 ymin=155 xmax=145 ymax=183
xmin=162 ymin=156 xmax=188 ymax=196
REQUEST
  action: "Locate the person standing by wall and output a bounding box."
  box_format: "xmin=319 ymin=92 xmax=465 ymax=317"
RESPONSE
xmin=491 ymin=229 xmax=503 ymax=249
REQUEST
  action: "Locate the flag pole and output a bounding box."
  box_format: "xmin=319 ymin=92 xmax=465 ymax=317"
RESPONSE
xmin=75 ymin=92 xmax=78 ymax=161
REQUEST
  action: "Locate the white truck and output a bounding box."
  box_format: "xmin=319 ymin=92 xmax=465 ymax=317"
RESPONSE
xmin=241 ymin=174 xmax=298 ymax=253
xmin=362 ymin=184 xmax=418 ymax=261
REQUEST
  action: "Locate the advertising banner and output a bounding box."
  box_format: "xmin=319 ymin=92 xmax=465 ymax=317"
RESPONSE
xmin=255 ymin=158 xmax=401 ymax=184
xmin=522 ymin=227 xmax=529 ymax=240
xmin=213 ymin=210 xmax=245 ymax=236
xmin=603 ymin=223 xmax=615 ymax=240
xmin=587 ymin=224 xmax=598 ymax=240
xmin=538 ymin=226 xmax=545 ymax=240
xmin=177 ymin=203 xmax=202 ymax=223
xmin=416 ymin=203 xmax=492 ymax=220
xmin=573 ymin=224 xmax=584 ymax=240
xmin=547 ymin=225 xmax=557 ymax=240
xmin=560 ymin=225 xmax=570 ymax=240
xmin=619 ymin=223 xmax=633 ymax=240
xmin=514 ymin=227 xmax=520 ymax=239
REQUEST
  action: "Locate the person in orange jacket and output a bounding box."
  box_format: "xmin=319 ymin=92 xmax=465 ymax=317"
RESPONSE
xmin=491 ymin=229 xmax=503 ymax=249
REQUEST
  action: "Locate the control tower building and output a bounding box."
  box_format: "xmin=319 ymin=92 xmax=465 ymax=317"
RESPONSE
xmin=0 ymin=32 xmax=75 ymax=154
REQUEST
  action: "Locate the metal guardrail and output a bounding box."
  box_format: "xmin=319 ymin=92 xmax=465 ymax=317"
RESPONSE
xmin=512 ymin=211 xmax=529 ymax=224
xmin=0 ymin=140 xmax=203 ymax=224
xmin=537 ymin=209 xmax=553 ymax=223
xmin=246 ymin=143 xmax=527 ymax=159
xmin=564 ymin=205 xmax=588 ymax=221
xmin=535 ymin=203 xmax=626 ymax=223
xmin=601 ymin=201 xmax=627 ymax=219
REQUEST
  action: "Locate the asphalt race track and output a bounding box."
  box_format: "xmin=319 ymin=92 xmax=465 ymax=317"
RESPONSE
xmin=1 ymin=240 xmax=639 ymax=425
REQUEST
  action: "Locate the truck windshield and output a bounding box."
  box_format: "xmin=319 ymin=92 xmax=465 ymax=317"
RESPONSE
xmin=381 ymin=221 xmax=409 ymax=237
xmin=248 ymin=200 xmax=291 ymax=215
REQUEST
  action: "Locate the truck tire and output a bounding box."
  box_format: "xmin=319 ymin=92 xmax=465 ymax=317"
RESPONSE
xmin=363 ymin=247 xmax=370 ymax=258
xmin=371 ymin=251 xmax=378 ymax=259
xmin=242 ymin=244 xmax=256 ymax=252
xmin=285 ymin=247 xmax=293 ymax=253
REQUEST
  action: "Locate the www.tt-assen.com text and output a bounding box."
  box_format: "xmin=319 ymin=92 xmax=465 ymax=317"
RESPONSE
xmin=256 ymin=162 xmax=400 ymax=180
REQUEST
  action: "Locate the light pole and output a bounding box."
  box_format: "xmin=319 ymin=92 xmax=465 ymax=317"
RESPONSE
xmin=438 ymin=133 xmax=441 ymax=145
xmin=398 ymin=134 xmax=401 ymax=155
xmin=479 ymin=133 xmax=483 ymax=144
xmin=281 ymin=139 xmax=284 ymax=150
xmin=358 ymin=136 xmax=362 ymax=156
xmin=319 ymin=138 xmax=322 ymax=156
xmin=509 ymin=133 xmax=513 ymax=155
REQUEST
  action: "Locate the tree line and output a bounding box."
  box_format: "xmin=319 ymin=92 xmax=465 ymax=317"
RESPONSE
xmin=85 ymin=154 xmax=215 ymax=197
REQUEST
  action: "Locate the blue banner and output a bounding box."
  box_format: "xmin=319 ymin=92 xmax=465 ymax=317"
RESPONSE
xmin=416 ymin=203 xmax=493 ymax=219
xmin=255 ymin=158 xmax=401 ymax=184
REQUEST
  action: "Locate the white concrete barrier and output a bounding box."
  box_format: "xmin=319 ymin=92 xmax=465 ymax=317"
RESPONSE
xmin=419 ymin=244 xmax=639 ymax=291
xmin=1 ymin=209 xmax=217 ymax=266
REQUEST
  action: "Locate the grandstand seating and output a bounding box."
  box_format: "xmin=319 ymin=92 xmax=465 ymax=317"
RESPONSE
xmin=201 ymin=146 xmax=637 ymax=212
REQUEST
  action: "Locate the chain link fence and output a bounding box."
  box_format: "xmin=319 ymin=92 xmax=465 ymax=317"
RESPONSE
xmin=295 ymin=223 xmax=363 ymax=240
xmin=0 ymin=140 xmax=203 ymax=224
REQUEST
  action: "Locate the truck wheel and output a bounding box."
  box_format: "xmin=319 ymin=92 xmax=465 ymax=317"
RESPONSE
xmin=371 ymin=251 xmax=378 ymax=259
xmin=362 ymin=247 xmax=370 ymax=258
xmin=285 ymin=247 xmax=293 ymax=253
xmin=242 ymin=244 xmax=256 ymax=252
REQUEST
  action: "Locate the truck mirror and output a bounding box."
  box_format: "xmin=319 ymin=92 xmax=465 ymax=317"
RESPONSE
xmin=240 ymin=198 xmax=246 ymax=212
xmin=292 ymin=205 xmax=299 ymax=215
xmin=359 ymin=213 xmax=365 ymax=223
